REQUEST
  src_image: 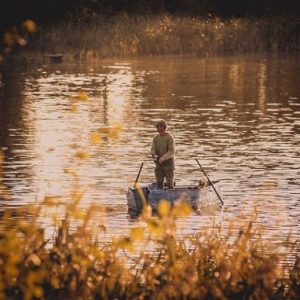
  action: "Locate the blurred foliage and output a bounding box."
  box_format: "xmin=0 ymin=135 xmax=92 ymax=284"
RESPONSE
xmin=0 ymin=19 xmax=36 ymax=68
xmin=0 ymin=192 xmax=300 ymax=299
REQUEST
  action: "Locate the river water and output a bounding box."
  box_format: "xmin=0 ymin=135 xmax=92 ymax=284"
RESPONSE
xmin=0 ymin=54 xmax=299 ymax=248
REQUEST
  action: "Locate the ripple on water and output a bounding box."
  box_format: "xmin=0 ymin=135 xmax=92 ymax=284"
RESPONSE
xmin=0 ymin=55 xmax=299 ymax=251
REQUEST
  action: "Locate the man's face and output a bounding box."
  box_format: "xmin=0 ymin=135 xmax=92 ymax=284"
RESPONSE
xmin=156 ymin=124 xmax=165 ymax=133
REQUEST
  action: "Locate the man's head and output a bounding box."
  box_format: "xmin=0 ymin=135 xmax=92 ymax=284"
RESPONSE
xmin=155 ymin=119 xmax=167 ymax=127
xmin=155 ymin=119 xmax=167 ymax=134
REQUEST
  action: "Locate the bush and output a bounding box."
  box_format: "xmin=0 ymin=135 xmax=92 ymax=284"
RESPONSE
xmin=0 ymin=196 xmax=299 ymax=299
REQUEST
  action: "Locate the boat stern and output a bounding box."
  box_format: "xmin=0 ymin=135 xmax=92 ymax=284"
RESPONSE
xmin=126 ymin=186 xmax=149 ymax=213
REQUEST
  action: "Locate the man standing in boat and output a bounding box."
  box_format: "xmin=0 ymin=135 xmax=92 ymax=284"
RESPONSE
xmin=151 ymin=119 xmax=175 ymax=189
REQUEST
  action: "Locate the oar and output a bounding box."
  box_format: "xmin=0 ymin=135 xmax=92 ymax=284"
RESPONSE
xmin=195 ymin=159 xmax=224 ymax=205
xmin=133 ymin=162 xmax=144 ymax=188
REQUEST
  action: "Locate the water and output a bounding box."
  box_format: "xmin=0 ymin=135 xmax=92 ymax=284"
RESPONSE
xmin=0 ymin=54 xmax=299 ymax=248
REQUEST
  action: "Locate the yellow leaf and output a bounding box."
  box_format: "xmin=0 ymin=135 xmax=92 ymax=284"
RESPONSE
xmin=27 ymin=254 xmax=41 ymax=266
xmin=70 ymin=190 xmax=84 ymax=202
xmin=52 ymin=214 xmax=59 ymax=225
xmin=114 ymin=236 xmax=134 ymax=251
xmin=22 ymin=19 xmax=37 ymax=33
xmin=75 ymin=150 xmax=90 ymax=159
xmin=142 ymin=205 xmax=152 ymax=219
xmin=63 ymin=168 xmax=78 ymax=178
xmin=33 ymin=287 xmax=44 ymax=298
xmin=5 ymin=264 xmax=19 ymax=278
xmin=108 ymin=130 xmax=119 ymax=139
xmin=98 ymin=127 xmax=110 ymax=134
xmin=157 ymin=200 xmax=171 ymax=217
xmin=51 ymin=276 xmax=60 ymax=289
xmin=130 ymin=227 xmax=145 ymax=241
xmin=4 ymin=32 xmax=15 ymax=46
xmin=146 ymin=219 xmax=164 ymax=235
xmin=89 ymin=132 xmax=102 ymax=144
xmin=70 ymin=104 xmax=78 ymax=113
xmin=95 ymin=249 xmax=105 ymax=260
xmin=111 ymin=123 xmax=124 ymax=132
xmin=77 ymin=91 xmax=88 ymax=101
xmin=44 ymin=196 xmax=60 ymax=207
xmin=72 ymin=209 xmax=86 ymax=220
xmin=172 ymin=201 xmax=192 ymax=217
xmin=109 ymin=123 xmax=124 ymax=139
xmin=17 ymin=37 xmax=27 ymax=46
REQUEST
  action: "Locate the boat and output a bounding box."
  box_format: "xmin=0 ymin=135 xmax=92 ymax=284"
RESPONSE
xmin=45 ymin=53 xmax=64 ymax=63
xmin=127 ymin=181 xmax=221 ymax=213
xmin=127 ymin=160 xmax=224 ymax=214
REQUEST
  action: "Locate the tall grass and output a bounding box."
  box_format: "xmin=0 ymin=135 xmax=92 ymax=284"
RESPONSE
xmin=0 ymin=196 xmax=300 ymax=299
xmin=17 ymin=14 xmax=300 ymax=63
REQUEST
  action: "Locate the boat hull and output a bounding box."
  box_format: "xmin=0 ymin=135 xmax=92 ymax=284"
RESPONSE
xmin=127 ymin=183 xmax=201 ymax=213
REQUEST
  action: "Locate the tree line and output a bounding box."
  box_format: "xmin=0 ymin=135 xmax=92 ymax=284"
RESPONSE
xmin=1 ymin=0 xmax=299 ymax=30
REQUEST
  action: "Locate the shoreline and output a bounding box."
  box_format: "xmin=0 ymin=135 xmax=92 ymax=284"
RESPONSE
xmin=11 ymin=14 xmax=300 ymax=64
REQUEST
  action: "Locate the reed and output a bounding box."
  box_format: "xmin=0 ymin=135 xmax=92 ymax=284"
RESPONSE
xmin=0 ymin=197 xmax=299 ymax=299
xmin=15 ymin=14 xmax=299 ymax=64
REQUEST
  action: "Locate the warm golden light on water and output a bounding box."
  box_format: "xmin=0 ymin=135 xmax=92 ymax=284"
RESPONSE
xmin=0 ymin=55 xmax=299 ymax=244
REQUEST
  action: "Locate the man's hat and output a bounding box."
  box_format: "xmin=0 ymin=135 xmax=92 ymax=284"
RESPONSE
xmin=155 ymin=119 xmax=167 ymax=127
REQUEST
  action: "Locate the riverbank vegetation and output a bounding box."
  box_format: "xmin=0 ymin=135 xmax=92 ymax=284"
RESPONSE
xmin=13 ymin=13 xmax=300 ymax=64
xmin=1 ymin=1 xmax=299 ymax=66
xmin=0 ymin=194 xmax=299 ymax=299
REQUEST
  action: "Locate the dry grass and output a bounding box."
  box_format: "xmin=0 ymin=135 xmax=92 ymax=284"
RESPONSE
xmin=0 ymin=196 xmax=299 ymax=299
xmin=14 ymin=14 xmax=300 ymax=64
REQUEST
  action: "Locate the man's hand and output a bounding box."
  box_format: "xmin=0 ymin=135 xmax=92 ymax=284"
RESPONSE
xmin=159 ymin=156 xmax=165 ymax=164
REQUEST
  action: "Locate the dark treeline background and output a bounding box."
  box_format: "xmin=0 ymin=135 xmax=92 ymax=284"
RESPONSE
xmin=1 ymin=0 xmax=299 ymax=31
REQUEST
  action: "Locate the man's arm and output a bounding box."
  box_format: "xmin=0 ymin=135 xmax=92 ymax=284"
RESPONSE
xmin=160 ymin=135 xmax=175 ymax=162
xmin=151 ymin=138 xmax=157 ymax=158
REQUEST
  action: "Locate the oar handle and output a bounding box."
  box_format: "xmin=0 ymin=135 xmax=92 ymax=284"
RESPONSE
xmin=133 ymin=162 xmax=144 ymax=187
xmin=195 ymin=159 xmax=224 ymax=205
xmin=148 ymin=154 xmax=159 ymax=163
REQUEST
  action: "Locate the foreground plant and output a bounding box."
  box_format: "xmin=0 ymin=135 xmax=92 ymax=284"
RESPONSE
xmin=0 ymin=192 xmax=299 ymax=300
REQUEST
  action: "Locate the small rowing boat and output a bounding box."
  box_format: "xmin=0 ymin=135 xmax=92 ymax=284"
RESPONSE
xmin=127 ymin=182 xmax=220 ymax=213
xmin=127 ymin=159 xmax=224 ymax=214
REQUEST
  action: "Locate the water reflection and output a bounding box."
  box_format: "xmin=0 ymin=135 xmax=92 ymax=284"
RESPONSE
xmin=0 ymin=54 xmax=299 ymax=244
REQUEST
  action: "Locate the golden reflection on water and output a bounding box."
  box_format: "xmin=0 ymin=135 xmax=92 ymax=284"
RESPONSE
xmin=0 ymin=54 xmax=299 ymax=243
xmin=19 ymin=65 xmax=137 ymax=204
xmin=258 ymin=63 xmax=266 ymax=113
